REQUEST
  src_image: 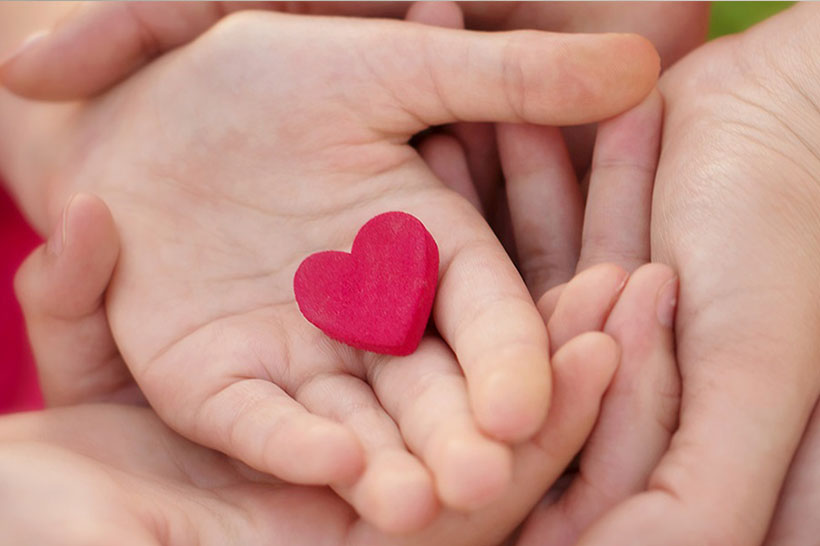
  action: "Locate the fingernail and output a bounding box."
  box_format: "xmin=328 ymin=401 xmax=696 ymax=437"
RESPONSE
xmin=1 ymin=30 xmax=49 ymax=67
xmin=656 ymin=276 xmax=678 ymax=328
xmin=47 ymin=194 xmax=75 ymax=257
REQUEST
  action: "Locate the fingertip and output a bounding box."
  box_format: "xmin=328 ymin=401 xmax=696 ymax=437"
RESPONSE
xmin=605 ymin=32 xmax=661 ymax=89
xmin=319 ymin=423 xmax=367 ymax=485
xmin=355 ymin=452 xmax=438 ymax=534
xmin=0 ymin=29 xmax=49 ymax=95
xmin=46 ymin=193 xmax=119 ymax=318
xmin=436 ymin=435 xmax=512 ymax=510
xmin=554 ymin=32 xmax=660 ymax=123
xmin=606 ymin=263 xmax=678 ymax=336
xmin=552 ymin=331 xmax=619 ymax=391
xmin=547 ymin=263 xmax=628 ymax=351
xmin=473 ymin=350 xmax=551 ymax=443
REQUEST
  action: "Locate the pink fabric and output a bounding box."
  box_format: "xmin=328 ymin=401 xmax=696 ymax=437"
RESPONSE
xmin=0 ymin=184 xmax=43 ymax=413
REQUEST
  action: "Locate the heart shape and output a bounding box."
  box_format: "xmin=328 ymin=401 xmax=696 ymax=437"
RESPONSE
xmin=293 ymin=211 xmax=439 ymax=356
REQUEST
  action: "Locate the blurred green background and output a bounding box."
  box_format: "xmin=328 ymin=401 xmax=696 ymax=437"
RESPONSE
xmin=709 ymin=1 xmax=793 ymax=38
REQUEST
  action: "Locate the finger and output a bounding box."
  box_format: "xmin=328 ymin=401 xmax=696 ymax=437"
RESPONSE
xmin=445 ymin=122 xmax=500 ymax=214
xmin=536 ymin=283 xmax=565 ymax=325
xmin=577 ymin=89 xmax=663 ymax=272
xmin=498 ymin=123 xmax=584 ymax=298
xmin=0 ymin=2 xmax=230 ymax=100
xmin=293 ymin=369 xmax=438 ymax=533
xmin=417 ymin=134 xmax=483 ymax=210
xmin=426 ymin=197 xmax=551 ymax=443
xmin=578 ymin=321 xmax=812 ymax=544
xmin=367 ymin=338 xmax=513 ymax=511
xmin=406 ymin=1 xmax=493 ymax=218
xmin=0 ymin=2 xmax=417 ymax=101
xmin=349 ymin=331 xmax=620 ymax=546
xmin=183 ymin=376 xmax=366 ymax=488
xmin=544 ymin=263 xmax=628 ymax=353
xmin=13 ymin=193 xmax=139 ymax=405
xmin=764 ymin=399 xmax=820 ymax=546
xmin=339 ymin=20 xmax=660 ymax=131
xmin=405 ymin=1 xmax=463 ymax=28
xmin=382 ymin=6 xmax=542 ymax=453
xmin=491 ymin=188 xmax=520 ymax=266
xmin=519 ymin=264 xmax=680 ymax=546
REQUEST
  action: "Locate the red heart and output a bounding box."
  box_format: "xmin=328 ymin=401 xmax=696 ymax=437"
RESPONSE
xmin=293 ymin=212 xmax=439 ymax=356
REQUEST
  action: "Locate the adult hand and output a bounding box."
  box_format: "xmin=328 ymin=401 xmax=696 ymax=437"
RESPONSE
xmin=571 ymin=4 xmax=820 ymax=544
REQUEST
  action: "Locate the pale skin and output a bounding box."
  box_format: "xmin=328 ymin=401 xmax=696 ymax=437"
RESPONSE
xmin=10 ymin=75 xmax=677 ymax=544
xmin=12 ymin=1 xmax=820 ymax=543
xmin=0 ymin=1 xmax=708 ymax=207
xmin=0 ymin=3 xmax=662 ymax=535
xmin=371 ymin=3 xmax=820 ymax=544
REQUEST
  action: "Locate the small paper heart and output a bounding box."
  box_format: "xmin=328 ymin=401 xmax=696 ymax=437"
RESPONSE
xmin=293 ymin=211 xmax=439 ymax=356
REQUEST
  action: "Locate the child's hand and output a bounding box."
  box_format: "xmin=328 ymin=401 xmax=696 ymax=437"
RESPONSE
xmin=15 ymin=40 xmax=670 ymax=544
xmin=5 ymin=11 xmax=658 ymax=532
xmin=12 ymin=230 xmax=619 ymax=545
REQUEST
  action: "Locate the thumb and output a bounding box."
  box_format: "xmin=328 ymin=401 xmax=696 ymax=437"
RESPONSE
xmin=14 ymin=193 xmax=141 ymax=405
xmin=1 ymin=2 xmax=230 ymax=100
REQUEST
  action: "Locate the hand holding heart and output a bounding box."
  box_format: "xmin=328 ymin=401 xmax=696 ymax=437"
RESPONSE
xmin=2 ymin=10 xmax=659 ymax=532
xmin=294 ymin=212 xmax=438 ymax=356
xmin=13 ymin=82 xmax=678 ymax=544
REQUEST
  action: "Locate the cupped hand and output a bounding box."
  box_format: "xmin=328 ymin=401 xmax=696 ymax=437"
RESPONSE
xmin=570 ymin=4 xmax=820 ymax=545
xmin=10 ymin=99 xmax=666 ymax=544
xmin=11 ymin=199 xmax=620 ymax=544
xmin=4 ymin=10 xmax=658 ymax=532
xmin=0 ymin=355 xmax=614 ymax=546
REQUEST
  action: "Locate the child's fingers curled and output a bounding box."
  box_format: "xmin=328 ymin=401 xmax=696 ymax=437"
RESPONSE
xmin=545 ymin=263 xmax=628 ymax=353
xmin=293 ymin=370 xmax=439 ymax=533
xmin=366 ymin=338 xmax=514 ymax=512
xmin=518 ymin=264 xmax=679 ymax=546
xmin=185 ymin=376 xmax=367 ymax=488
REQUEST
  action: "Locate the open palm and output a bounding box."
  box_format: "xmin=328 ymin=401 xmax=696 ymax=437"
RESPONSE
xmin=14 ymin=11 xmax=657 ymax=532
